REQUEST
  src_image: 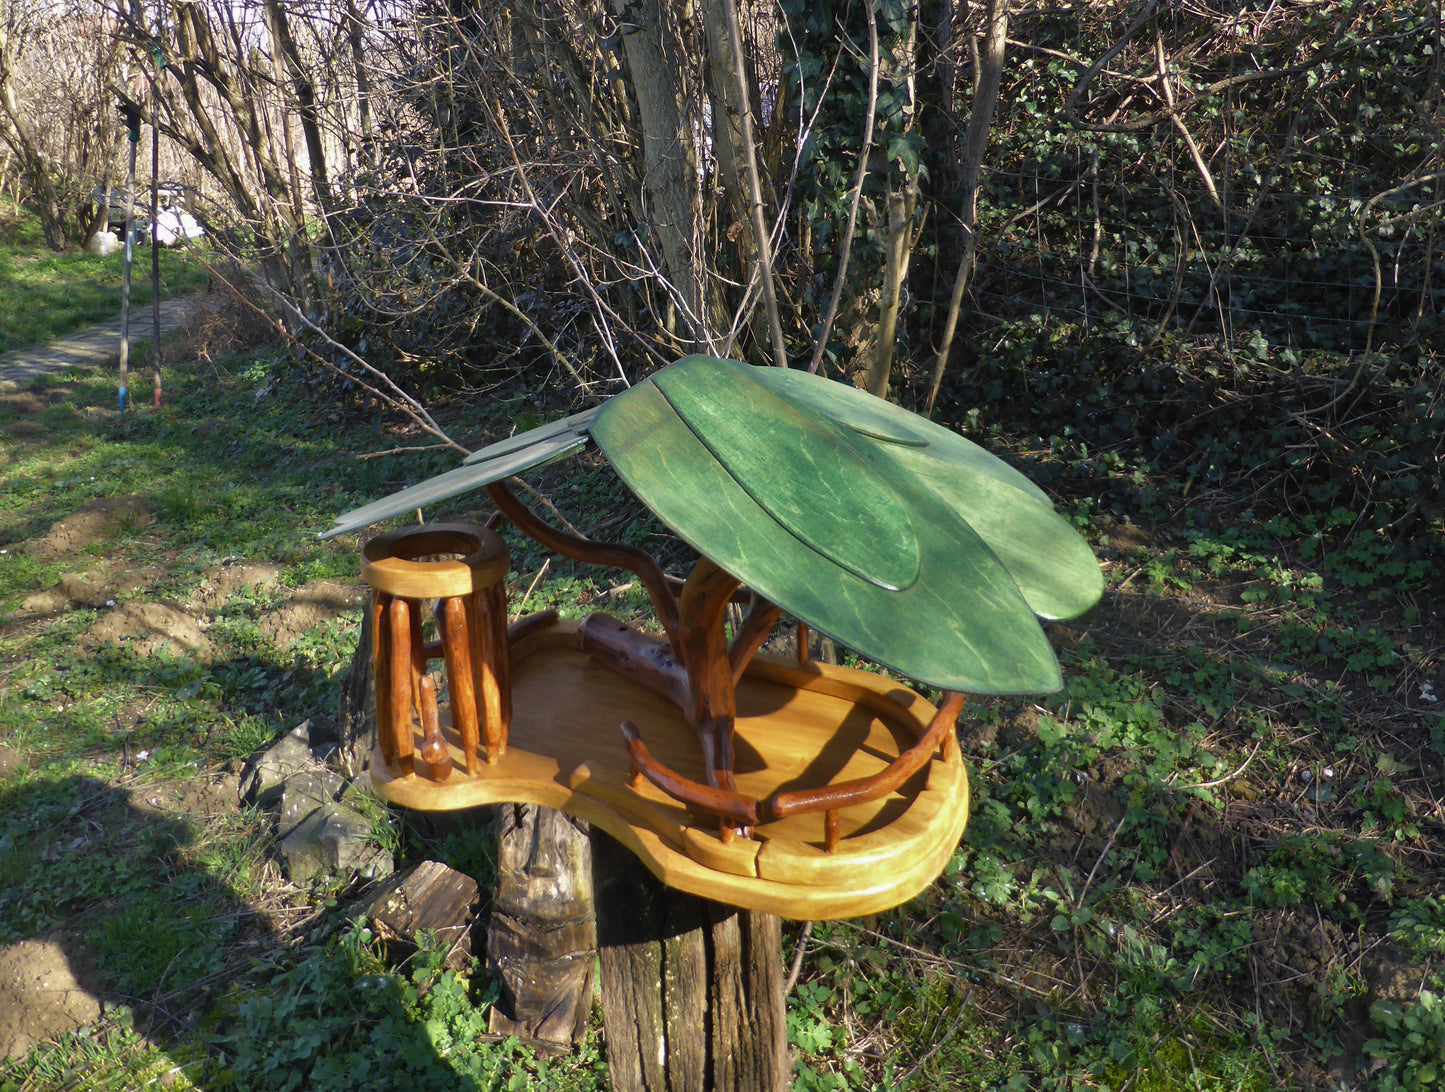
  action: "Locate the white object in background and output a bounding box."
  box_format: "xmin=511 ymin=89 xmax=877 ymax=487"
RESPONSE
xmin=87 ymin=231 xmax=120 ymax=256
xmin=153 ymin=208 xmax=204 ymax=246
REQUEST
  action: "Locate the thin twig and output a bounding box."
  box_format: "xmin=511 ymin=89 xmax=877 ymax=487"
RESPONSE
xmin=510 ymin=478 xmax=584 ymax=538
xmin=513 ymin=558 xmax=551 ymax=618
xmin=356 ymin=444 xmax=451 ymax=460
xmin=1076 ymin=812 xmax=1128 ymax=910
xmin=783 ymin=919 xmax=814 ymax=996
xmin=1173 ymin=739 xmax=1264 ymax=791
xmin=1155 ymin=25 xmax=1220 ymax=210
xmin=808 ymin=4 xmax=879 ymax=375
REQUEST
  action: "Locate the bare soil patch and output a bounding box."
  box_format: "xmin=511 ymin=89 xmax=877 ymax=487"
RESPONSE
xmin=16 ymin=587 xmax=69 ymax=616
xmin=0 ymin=745 xmax=25 ymax=783
xmin=0 ymin=390 xmax=45 ymax=415
xmin=29 ymin=496 xmax=154 ymax=560
xmin=85 ymin=601 xmax=213 ymax=659
xmin=19 ymin=563 xmax=154 ymax=618
xmin=189 ymin=561 xmax=280 ymax=613
xmin=259 ymin=580 xmax=365 ymax=648
xmin=131 ymin=769 xmax=241 ymax=821
xmin=0 ymin=937 xmax=103 ymax=1061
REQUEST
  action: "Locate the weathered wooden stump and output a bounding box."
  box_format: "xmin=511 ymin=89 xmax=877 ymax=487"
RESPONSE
xmin=591 ymin=830 xmax=786 ymax=1092
xmin=366 ymin=860 xmax=480 ymax=971
xmin=335 ymin=603 xmax=376 ymax=781
xmin=487 ymin=803 xmax=597 ymax=1045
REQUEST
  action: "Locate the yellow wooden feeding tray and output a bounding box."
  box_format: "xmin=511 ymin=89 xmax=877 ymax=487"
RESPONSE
xmin=323 ymin=358 xmax=1102 ymax=919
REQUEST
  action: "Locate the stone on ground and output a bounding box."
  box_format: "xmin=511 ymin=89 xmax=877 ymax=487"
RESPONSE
xmin=238 ymin=723 xmax=320 ymax=808
xmin=279 ymin=802 xmax=393 ymax=886
xmin=278 ymin=769 xmax=347 ymax=836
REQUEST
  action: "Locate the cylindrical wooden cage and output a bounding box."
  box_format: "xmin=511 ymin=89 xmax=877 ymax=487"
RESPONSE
xmin=361 ymin=522 xmax=511 ymax=780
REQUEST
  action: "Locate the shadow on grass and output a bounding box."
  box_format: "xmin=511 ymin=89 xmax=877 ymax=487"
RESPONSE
xmin=0 ymin=771 xmax=534 ymax=1090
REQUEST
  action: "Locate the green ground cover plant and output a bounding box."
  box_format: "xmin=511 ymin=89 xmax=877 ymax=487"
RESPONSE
xmin=0 ymin=268 xmax=1441 ymax=1090
xmin=0 ymin=210 xmax=210 ymax=354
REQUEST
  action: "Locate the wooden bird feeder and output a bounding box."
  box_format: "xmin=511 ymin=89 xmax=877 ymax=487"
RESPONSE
xmin=328 ymin=356 xmax=1102 ymax=920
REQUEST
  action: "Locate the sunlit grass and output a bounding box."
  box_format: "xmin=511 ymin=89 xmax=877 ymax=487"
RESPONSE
xmin=0 ymin=207 xmax=210 ymax=352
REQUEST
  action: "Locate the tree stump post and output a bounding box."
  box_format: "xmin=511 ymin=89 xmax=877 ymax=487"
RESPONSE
xmin=335 ymin=609 xmax=376 ymax=781
xmin=591 ymin=831 xmax=787 ymax=1092
xmin=486 ymin=803 xmax=597 ymax=1044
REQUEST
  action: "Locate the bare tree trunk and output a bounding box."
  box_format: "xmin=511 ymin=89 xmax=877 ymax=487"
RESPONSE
xmin=265 ymin=0 xmax=336 ymax=246
xmin=700 ymin=0 xmax=763 ymax=353
xmin=344 ymin=0 xmax=377 ymax=172
xmin=865 ymin=13 xmax=921 ymax=398
xmin=263 ymin=0 xmax=309 ymax=240
xmin=925 ymin=0 xmax=1011 ymax=416
xmin=703 ymin=0 xmax=786 ymax=367
xmin=0 ymin=25 xmax=66 ymax=249
xmin=866 ymin=185 xmax=918 ymax=397
xmin=610 ymin=0 xmax=716 ymax=350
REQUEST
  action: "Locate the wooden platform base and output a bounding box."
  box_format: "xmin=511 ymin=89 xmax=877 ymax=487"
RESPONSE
xmin=369 ymin=621 xmax=970 ymax=920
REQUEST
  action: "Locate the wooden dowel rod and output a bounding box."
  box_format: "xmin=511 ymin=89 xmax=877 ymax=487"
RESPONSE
xmin=387 ymin=597 xmax=415 ymax=769
xmin=408 ymin=599 xmax=426 ymax=719
xmin=474 ymin=586 xmax=507 ymax=762
xmin=440 ymin=596 xmax=482 ymax=775
xmin=417 ymin=674 xmax=451 ymax=781
xmin=486 ymin=581 xmax=513 ymax=732
xmin=372 ymin=591 xmax=395 ymax=765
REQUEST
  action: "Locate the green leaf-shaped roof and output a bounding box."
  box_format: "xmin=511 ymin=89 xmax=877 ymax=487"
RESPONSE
xmin=652 ymin=360 xmax=920 ymax=592
xmin=319 ymin=408 xmax=597 ymax=540
xmin=740 ymin=366 xmax=1102 ymax=621
xmin=322 ymin=357 xmax=1103 ymax=695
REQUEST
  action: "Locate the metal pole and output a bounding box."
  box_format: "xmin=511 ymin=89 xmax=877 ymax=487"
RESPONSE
xmin=119 ymin=120 xmax=138 ymax=416
xmin=150 ymin=63 xmax=162 ymax=409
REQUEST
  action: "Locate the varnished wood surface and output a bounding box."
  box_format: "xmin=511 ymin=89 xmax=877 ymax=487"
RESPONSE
xmin=363 ymin=522 xmax=512 ymax=773
xmin=369 ymin=620 xmax=971 ymax=919
xmin=361 ymin=522 xmax=509 ymax=599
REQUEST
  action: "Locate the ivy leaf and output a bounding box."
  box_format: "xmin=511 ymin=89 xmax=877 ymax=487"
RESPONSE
xmin=876 ymin=0 xmax=909 ymax=35
xmin=886 ymin=131 xmax=926 ymax=178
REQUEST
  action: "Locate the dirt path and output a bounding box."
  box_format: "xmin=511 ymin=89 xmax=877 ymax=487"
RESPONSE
xmin=0 ymin=294 xmax=203 ymax=388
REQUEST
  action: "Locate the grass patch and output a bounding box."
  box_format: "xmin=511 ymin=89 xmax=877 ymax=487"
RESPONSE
xmin=4 ymin=1017 xmax=206 ymax=1091
xmin=0 ymin=319 xmax=607 ymax=1087
xmin=0 ymin=207 xmax=210 ymax=353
